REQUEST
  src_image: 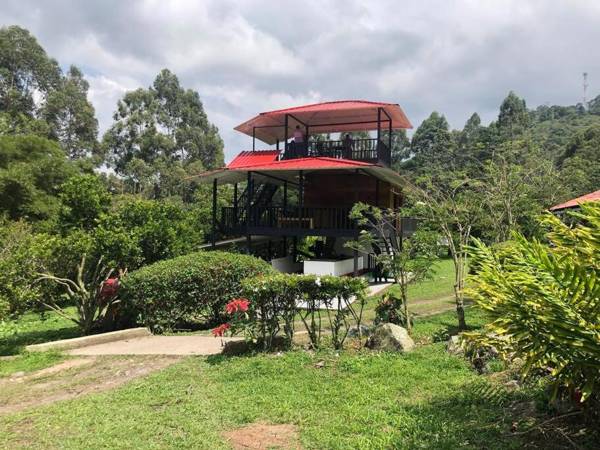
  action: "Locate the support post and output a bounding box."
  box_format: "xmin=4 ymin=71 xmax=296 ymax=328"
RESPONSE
xmin=284 ymin=114 xmax=289 ymax=154
xmin=246 ymin=171 xmax=252 ymax=254
xmin=388 ymin=119 xmax=392 ymax=151
xmin=299 ymin=171 xmax=304 ymax=210
xmin=353 ymin=248 xmax=359 ymax=277
xmin=276 ymin=139 xmax=280 ymax=151
xmin=252 ymin=127 xmax=256 ymax=151
xmin=211 ymin=178 xmax=217 ymax=249
xmin=377 ymin=107 xmax=381 ymax=142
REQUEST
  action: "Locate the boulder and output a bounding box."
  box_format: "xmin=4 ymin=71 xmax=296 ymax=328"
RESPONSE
xmin=366 ymin=323 xmax=414 ymax=352
xmin=348 ymin=324 xmax=372 ymax=338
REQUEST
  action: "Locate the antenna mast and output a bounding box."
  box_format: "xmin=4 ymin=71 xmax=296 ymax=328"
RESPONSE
xmin=583 ymin=72 xmax=589 ymax=108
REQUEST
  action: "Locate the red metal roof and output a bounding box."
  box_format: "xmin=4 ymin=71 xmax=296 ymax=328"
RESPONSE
xmin=227 ymin=156 xmax=375 ymax=171
xmin=227 ymin=150 xmax=280 ymax=169
xmin=550 ymin=189 xmax=600 ymax=211
xmin=235 ymin=100 xmax=412 ymax=145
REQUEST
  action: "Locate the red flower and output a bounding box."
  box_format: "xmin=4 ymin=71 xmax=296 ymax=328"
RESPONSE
xmin=211 ymin=323 xmax=231 ymax=337
xmin=100 ymin=278 xmax=119 ymax=298
xmin=225 ymin=298 xmax=250 ymax=314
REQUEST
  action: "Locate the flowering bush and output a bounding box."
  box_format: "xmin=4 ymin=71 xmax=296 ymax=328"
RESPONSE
xmin=213 ymin=273 xmax=368 ymax=350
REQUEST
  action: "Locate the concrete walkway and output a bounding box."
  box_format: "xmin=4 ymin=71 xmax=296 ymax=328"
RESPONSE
xmin=68 ymin=335 xmax=241 ymax=356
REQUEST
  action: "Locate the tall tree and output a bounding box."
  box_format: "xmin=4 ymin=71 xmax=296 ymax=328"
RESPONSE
xmin=103 ymin=69 xmax=224 ymax=198
xmin=405 ymin=112 xmax=453 ymax=172
xmin=497 ymin=91 xmax=530 ymax=140
xmin=42 ymin=66 xmax=99 ymax=159
xmin=0 ymin=25 xmax=61 ymax=119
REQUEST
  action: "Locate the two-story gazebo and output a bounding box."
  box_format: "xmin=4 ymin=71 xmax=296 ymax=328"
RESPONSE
xmin=196 ymin=100 xmax=413 ymax=276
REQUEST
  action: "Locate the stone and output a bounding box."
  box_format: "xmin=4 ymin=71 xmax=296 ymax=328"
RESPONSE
xmin=446 ymin=335 xmax=463 ymax=355
xmin=366 ymin=323 xmax=414 ymax=352
xmin=10 ymin=371 xmax=26 ymax=378
xmin=347 ymin=324 xmax=372 ymax=338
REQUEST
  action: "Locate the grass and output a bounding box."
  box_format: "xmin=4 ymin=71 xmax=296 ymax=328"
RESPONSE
xmin=0 ymin=307 xmax=80 ymax=356
xmin=0 ymin=351 xmax=64 ymax=377
xmin=0 ymin=309 xmax=531 ymax=450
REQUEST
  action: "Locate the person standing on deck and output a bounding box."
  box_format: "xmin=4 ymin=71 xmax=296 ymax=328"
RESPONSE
xmin=292 ymin=125 xmax=306 ymax=156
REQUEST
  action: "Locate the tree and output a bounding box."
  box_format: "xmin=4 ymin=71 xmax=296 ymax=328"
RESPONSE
xmin=103 ymin=69 xmax=224 ymax=198
xmin=42 ymin=66 xmax=99 ymax=159
xmin=58 ymin=174 xmax=111 ymax=231
xmin=382 ymin=129 xmax=410 ymax=170
xmin=558 ymin=125 xmax=600 ymax=197
xmin=0 ymin=25 xmax=61 ymax=119
xmin=408 ymin=174 xmax=484 ymax=330
xmin=497 ymin=91 xmax=530 ymax=140
xmin=0 ymin=135 xmax=76 ymax=222
xmin=347 ymin=203 xmax=437 ymax=332
xmin=405 ymin=112 xmax=453 ymax=172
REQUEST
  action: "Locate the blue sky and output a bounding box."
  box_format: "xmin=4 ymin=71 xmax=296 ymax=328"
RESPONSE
xmin=2 ymin=0 xmax=599 ymax=161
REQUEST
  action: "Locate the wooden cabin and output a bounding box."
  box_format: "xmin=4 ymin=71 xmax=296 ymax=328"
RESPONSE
xmin=197 ymin=100 xmax=413 ymax=276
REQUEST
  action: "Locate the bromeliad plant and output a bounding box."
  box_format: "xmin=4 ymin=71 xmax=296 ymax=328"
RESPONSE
xmin=36 ymin=254 xmax=125 ymax=335
xmin=464 ymin=202 xmax=600 ymax=404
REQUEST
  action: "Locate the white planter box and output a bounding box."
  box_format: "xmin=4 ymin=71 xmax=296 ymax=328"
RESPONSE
xmin=303 ymin=256 xmax=363 ymax=276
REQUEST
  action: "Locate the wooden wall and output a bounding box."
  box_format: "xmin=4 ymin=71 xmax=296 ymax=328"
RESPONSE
xmin=303 ymin=172 xmax=400 ymax=209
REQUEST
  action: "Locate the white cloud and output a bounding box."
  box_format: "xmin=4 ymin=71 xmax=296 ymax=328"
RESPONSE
xmin=2 ymin=0 xmax=600 ymax=161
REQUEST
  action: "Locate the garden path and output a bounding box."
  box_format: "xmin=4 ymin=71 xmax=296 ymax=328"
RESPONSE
xmin=67 ymin=335 xmax=242 ymax=356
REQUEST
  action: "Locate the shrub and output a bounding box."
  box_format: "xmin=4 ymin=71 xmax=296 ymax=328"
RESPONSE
xmin=465 ymin=202 xmax=600 ymax=404
xmin=121 ymin=251 xmax=274 ymax=332
xmin=0 ymin=220 xmax=55 ymax=320
xmin=227 ymin=273 xmax=368 ymax=350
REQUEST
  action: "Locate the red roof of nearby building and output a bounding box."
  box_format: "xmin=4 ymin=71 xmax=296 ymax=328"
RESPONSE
xmin=235 ymin=100 xmax=412 ymax=145
xmin=227 ymin=150 xmax=280 ymax=169
xmin=550 ymin=189 xmax=600 ymax=211
xmin=227 ymin=156 xmax=374 ymax=171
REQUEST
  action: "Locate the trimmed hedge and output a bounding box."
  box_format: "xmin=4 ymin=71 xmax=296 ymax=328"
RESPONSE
xmin=121 ymin=251 xmax=274 ymax=332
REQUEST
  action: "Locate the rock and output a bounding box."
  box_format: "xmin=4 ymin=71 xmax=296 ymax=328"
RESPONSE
xmin=446 ymin=335 xmax=463 ymax=355
xmin=10 ymin=371 xmax=26 ymax=378
xmin=366 ymin=323 xmax=414 ymax=352
xmin=504 ymin=380 xmax=520 ymax=389
xmin=348 ymin=324 xmax=372 ymax=338
xmin=314 ymin=360 xmax=325 ymax=369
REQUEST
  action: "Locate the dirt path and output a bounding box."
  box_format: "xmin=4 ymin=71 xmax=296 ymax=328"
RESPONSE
xmin=0 ymin=355 xmax=180 ymax=414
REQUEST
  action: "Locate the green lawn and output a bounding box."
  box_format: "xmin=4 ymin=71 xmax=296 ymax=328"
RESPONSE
xmin=0 ymin=307 xmax=80 ymax=356
xmin=0 ymin=309 xmax=527 ymax=450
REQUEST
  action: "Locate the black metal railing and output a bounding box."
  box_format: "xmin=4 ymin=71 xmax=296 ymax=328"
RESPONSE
xmin=282 ymin=138 xmax=391 ymax=166
xmin=221 ymin=206 xmax=356 ymax=233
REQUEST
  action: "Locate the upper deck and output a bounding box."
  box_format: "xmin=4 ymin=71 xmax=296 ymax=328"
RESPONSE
xmin=233 ymin=100 xmax=412 ymax=167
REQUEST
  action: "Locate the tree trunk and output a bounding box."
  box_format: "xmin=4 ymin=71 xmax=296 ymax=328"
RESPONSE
xmin=452 ymin=253 xmax=468 ymax=331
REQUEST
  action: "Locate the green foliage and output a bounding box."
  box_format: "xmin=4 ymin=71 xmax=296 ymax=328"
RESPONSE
xmin=465 ymin=203 xmax=600 ymax=403
xmin=42 ymin=66 xmax=99 ymax=159
xmin=0 ymin=221 xmax=55 ymax=320
xmin=58 ymin=174 xmax=111 ymax=231
xmin=558 ymin=124 xmax=600 ymax=197
xmin=374 ymin=292 xmax=412 ymax=327
xmin=37 ymin=254 xmax=123 ymax=335
xmin=94 ymin=197 xmax=202 ymax=270
xmin=0 ymin=25 xmax=61 ymax=118
xmin=121 ymin=251 xmax=274 ymax=332
xmin=240 ymin=273 xmax=368 ymax=350
xmin=348 ymin=203 xmax=438 ymax=332
xmin=102 ymin=69 xmax=224 ymax=197
xmin=0 ymin=135 xmax=76 ymax=222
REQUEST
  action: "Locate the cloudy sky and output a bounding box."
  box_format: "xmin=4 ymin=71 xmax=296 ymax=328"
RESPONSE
xmin=2 ymin=0 xmax=599 ymax=161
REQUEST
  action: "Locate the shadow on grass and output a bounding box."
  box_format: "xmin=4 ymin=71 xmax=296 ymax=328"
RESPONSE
xmin=0 ymin=326 xmax=81 ymax=356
